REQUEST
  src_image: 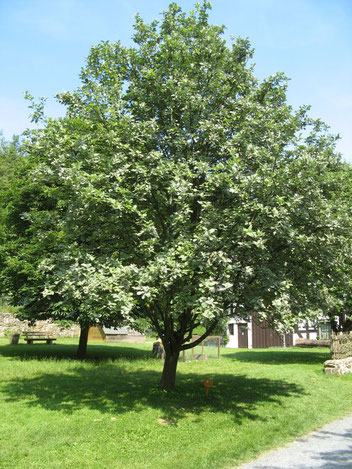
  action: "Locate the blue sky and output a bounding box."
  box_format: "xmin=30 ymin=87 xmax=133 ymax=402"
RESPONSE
xmin=0 ymin=0 xmax=351 ymax=161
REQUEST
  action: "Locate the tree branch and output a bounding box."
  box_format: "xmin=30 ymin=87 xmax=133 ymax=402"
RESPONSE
xmin=180 ymin=318 xmax=219 ymax=351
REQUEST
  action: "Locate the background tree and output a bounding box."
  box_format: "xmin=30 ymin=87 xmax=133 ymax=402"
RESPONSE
xmin=0 ymin=133 xmax=22 ymax=190
xmin=0 ymin=133 xmax=24 ymax=308
xmin=0 ymin=122 xmax=132 ymax=358
xmin=2 ymin=2 xmax=350 ymax=386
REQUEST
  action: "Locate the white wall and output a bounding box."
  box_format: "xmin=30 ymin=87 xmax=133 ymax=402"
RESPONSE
xmin=293 ymin=331 xmax=318 ymax=344
xmin=226 ymin=317 xmax=252 ymax=349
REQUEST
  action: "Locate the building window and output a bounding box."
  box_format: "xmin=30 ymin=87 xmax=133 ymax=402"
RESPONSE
xmin=239 ymin=324 xmax=248 ymax=334
xmin=318 ymin=322 xmax=332 ymax=340
xmin=228 ymin=323 xmax=234 ymax=336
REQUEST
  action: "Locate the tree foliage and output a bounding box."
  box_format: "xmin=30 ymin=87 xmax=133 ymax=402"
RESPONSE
xmin=1 ymin=2 xmax=350 ymax=386
xmin=319 ymin=163 xmax=352 ymax=333
xmin=0 ymin=134 xmax=25 ymax=300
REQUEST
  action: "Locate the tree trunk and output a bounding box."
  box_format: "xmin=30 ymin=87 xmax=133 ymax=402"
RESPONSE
xmin=158 ymin=349 xmax=180 ymax=390
xmin=77 ymin=323 xmax=89 ymax=359
xmin=282 ymin=334 xmax=286 ymax=348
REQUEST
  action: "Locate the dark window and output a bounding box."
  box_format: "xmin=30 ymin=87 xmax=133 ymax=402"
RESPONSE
xmin=228 ymin=323 xmax=234 ymax=335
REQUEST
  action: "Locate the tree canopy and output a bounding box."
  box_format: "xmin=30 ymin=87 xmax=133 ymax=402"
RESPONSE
xmin=1 ymin=2 xmax=351 ymax=388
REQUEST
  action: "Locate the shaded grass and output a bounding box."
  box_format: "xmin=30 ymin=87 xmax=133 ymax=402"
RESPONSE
xmin=225 ymin=348 xmax=329 ymax=365
xmin=0 ymin=339 xmax=151 ymax=361
xmin=0 ymin=339 xmax=352 ymax=469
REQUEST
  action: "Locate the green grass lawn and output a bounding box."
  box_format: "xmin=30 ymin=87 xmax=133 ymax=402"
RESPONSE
xmin=0 ymin=338 xmax=351 ymax=469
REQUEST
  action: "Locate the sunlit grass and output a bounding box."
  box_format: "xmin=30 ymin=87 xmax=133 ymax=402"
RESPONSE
xmin=1 ymin=338 xmax=351 ymax=469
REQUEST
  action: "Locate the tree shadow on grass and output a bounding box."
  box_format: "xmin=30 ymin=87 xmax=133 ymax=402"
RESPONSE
xmin=0 ymin=342 xmax=151 ymax=361
xmin=0 ymin=362 xmax=304 ymax=425
xmin=224 ymin=349 xmax=330 ymax=366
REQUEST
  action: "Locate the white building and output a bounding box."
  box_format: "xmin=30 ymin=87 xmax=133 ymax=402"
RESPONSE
xmin=226 ymin=314 xmax=330 ymax=349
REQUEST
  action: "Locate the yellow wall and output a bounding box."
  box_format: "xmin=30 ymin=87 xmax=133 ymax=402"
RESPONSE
xmin=88 ymin=325 xmax=106 ymax=342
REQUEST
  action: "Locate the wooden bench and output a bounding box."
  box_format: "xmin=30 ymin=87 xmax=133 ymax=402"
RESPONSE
xmin=23 ymin=331 xmax=56 ymax=345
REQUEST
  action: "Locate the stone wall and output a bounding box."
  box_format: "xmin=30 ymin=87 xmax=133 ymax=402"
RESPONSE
xmin=331 ymin=332 xmax=352 ymax=359
xmin=324 ymin=357 xmax=352 ymax=375
xmin=0 ymin=312 xmax=80 ymax=338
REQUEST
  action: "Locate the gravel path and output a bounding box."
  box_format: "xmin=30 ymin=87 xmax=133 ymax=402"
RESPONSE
xmin=236 ymin=414 xmax=352 ymax=468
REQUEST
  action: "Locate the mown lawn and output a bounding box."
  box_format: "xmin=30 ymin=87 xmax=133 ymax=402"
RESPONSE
xmin=0 ymin=338 xmax=351 ymax=469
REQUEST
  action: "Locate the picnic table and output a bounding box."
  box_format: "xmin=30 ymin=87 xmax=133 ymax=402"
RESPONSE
xmin=23 ymin=331 xmax=56 ymax=345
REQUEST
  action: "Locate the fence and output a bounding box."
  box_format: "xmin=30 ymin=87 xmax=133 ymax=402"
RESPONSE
xmin=180 ymin=336 xmax=221 ymax=362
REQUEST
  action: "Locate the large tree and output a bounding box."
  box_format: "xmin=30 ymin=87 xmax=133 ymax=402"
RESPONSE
xmin=319 ymin=162 xmax=352 ymax=334
xmin=2 ymin=2 xmax=350 ymax=387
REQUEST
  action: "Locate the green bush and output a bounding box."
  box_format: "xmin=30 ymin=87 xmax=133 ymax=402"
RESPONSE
xmin=0 ymin=297 xmax=22 ymax=315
